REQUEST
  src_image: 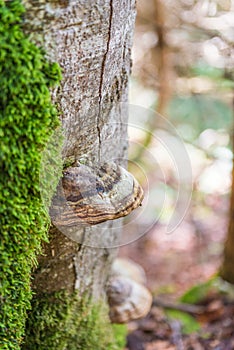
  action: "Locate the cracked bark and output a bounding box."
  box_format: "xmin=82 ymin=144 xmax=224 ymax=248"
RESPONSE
xmin=23 ymin=0 xmax=136 ymax=299
xmin=97 ymin=0 xmax=113 ymax=156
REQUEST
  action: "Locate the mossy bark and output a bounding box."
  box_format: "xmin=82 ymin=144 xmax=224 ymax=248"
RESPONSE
xmin=0 ymin=1 xmax=62 ymax=348
xmin=23 ymin=292 xmax=126 ymax=350
xmin=21 ymin=0 xmax=136 ymax=349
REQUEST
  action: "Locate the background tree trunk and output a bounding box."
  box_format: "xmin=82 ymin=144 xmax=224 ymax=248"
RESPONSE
xmin=220 ymin=110 xmax=234 ymax=283
xmin=22 ymin=0 xmax=136 ymax=348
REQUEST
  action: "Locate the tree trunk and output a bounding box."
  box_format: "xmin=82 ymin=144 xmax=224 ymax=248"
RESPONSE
xmin=22 ymin=0 xmax=136 ymax=348
xmin=220 ymin=115 xmax=234 ymax=283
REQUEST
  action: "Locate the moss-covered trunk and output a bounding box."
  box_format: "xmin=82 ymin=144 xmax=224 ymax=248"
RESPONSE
xmin=21 ymin=0 xmax=136 ymax=349
xmin=0 ymin=1 xmax=62 ymax=348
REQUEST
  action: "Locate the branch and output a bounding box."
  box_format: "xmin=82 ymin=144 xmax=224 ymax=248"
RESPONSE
xmin=153 ymin=297 xmax=206 ymax=315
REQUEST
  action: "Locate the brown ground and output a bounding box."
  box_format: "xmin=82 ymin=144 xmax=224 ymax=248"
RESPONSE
xmin=118 ymin=195 xmax=234 ymax=349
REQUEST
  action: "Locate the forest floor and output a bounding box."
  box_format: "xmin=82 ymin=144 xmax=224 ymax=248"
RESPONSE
xmin=119 ymin=194 xmax=234 ymax=349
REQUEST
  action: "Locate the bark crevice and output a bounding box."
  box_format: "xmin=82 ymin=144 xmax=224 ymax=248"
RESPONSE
xmin=23 ymin=0 xmax=136 ymax=301
xmin=97 ymin=0 xmax=114 ymax=160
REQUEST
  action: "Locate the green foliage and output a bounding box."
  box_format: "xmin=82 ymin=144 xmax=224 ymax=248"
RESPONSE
xmin=192 ymin=62 xmax=224 ymax=80
xmin=180 ymin=275 xmax=234 ymax=305
xmin=192 ymin=62 xmax=234 ymax=89
xmin=170 ymin=276 xmax=234 ymax=334
xmin=23 ymin=292 xmax=127 ymax=350
xmin=166 ymin=309 xmax=200 ymax=334
xmin=180 ymin=277 xmax=217 ymax=304
xmin=0 ymin=0 xmax=61 ymax=348
xmin=167 ymin=94 xmax=232 ymax=141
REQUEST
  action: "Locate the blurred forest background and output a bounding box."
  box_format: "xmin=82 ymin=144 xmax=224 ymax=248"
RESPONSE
xmin=119 ymin=0 xmax=234 ymax=348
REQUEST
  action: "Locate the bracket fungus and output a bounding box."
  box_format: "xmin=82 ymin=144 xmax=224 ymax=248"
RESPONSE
xmin=106 ymin=276 xmax=152 ymax=324
xmin=50 ymin=162 xmax=144 ymax=226
xmin=111 ymin=258 xmax=147 ymax=285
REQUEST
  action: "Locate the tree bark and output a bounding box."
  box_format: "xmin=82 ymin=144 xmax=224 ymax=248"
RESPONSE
xmin=22 ymin=0 xmax=136 ymax=347
xmin=23 ymin=0 xmax=136 ymax=299
xmin=220 ymin=109 xmax=234 ymax=283
xmin=20 ymin=2 xmax=136 ymax=348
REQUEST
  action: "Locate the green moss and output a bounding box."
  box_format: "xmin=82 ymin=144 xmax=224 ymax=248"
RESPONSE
xmin=39 ymin=127 xmax=64 ymax=211
xmin=0 ymin=2 xmax=126 ymax=350
xmin=0 ymin=0 xmax=62 ymax=348
xmin=23 ymin=292 xmax=127 ymax=350
xmin=111 ymin=324 xmax=128 ymax=350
